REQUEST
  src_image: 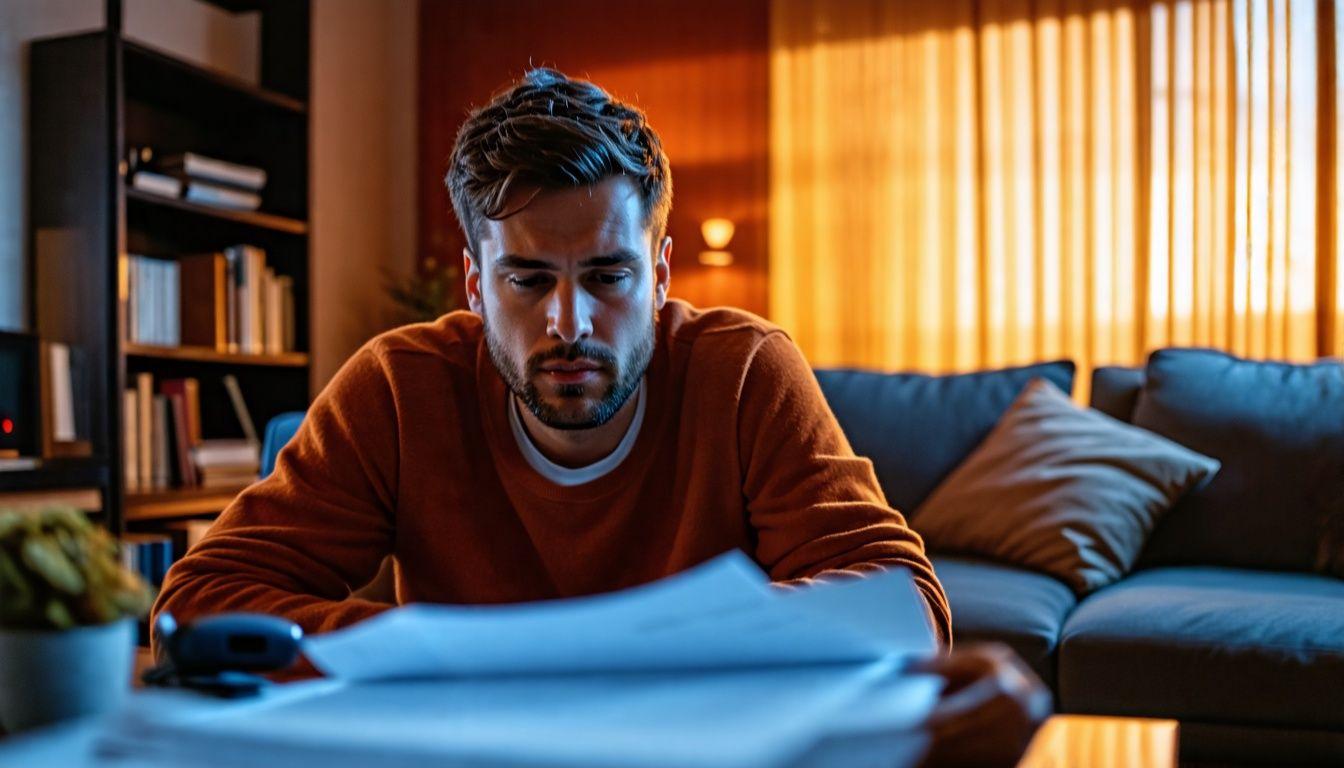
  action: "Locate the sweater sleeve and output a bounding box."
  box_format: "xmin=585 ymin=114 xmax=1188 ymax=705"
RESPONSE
xmin=737 ymin=332 xmax=952 ymax=647
xmin=151 ymin=346 xmax=399 ymax=652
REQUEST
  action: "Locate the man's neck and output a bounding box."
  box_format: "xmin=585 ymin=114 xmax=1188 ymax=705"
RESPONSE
xmin=515 ymin=386 xmax=642 ymax=468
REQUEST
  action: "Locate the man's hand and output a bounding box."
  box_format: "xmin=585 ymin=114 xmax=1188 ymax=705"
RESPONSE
xmin=911 ymin=643 xmax=1053 ymax=767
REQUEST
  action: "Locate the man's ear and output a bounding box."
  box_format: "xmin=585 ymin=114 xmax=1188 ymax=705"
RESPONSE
xmin=464 ymin=247 xmax=483 ymax=315
xmin=654 ymin=236 xmax=672 ymax=310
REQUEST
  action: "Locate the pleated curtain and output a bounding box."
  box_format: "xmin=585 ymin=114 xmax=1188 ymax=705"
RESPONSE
xmin=769 ymin=0 xmax=1342 ymax=387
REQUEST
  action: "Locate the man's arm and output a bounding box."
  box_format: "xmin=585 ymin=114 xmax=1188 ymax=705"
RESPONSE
xmin=738 ymin=331 xmax=952 ymax=647
xmin=151 ymin=346 xmax=400 ymax=649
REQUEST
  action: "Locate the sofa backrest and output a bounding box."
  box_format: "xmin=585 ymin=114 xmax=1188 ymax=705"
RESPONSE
xmin=1089 ymin=365 xmax=1145 ymax=422
xmin=814 ymin=361 xmax=1075 ymax=518
xmin=1127 ymin=348 xmax=1344 ymax=572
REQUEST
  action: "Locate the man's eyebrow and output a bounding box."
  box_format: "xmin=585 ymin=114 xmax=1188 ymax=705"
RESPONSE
xmin=494 ymin=251 xmax=642 ymax=270
xmin=495 ymin=255 xmax=556 ymax=270
xmin=580 ymin=250 xmax=642 ymax=268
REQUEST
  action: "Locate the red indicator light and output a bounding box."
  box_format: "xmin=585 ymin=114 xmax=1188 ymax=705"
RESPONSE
xmin=1 ymin=418 xmax=12 ymax=435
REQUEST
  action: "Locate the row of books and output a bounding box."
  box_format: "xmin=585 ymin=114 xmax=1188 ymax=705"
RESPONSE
xmin=128 ymin=148 xmax=267 ymax=212
xmin=120 ymin=534 xmax=174 ymax=589
xmin=124 ymin=246 xmax=296 ymax=355
xmin=126 ymin=255 xmax=180 ymax=347
xmin=124 ymin=373 xmax=261 ymax=493
xmin=120 ymin=521 xmax=213 ymax=586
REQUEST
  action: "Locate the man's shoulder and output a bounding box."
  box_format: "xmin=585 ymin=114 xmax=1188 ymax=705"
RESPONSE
xmin=661 ymin=299 xmax=789 ymax=357
xmin=361 ymin=311 xmax=483 ymax=368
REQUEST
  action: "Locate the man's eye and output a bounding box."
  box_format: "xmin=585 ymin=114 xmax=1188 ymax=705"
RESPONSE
xmin=508 ymin=275 xmax=549 ymax=288
xmin=593 ymin=272 xmax=629 ymax=285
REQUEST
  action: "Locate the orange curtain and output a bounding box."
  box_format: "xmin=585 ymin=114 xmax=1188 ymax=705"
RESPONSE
xmin=770 ymin=0 xmax=1341 ymax=386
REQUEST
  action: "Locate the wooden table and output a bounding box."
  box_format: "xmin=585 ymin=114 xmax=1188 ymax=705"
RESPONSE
xmin=1019 ymin=715 xmax=1179 ymax=768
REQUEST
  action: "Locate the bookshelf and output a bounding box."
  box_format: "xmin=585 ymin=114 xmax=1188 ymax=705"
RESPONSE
xmin=23 ymin=0 xmax=312 ymax=539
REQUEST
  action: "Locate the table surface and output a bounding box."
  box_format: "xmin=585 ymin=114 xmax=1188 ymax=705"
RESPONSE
xmin=1018 ymin=715 xmax=1179 ymax=768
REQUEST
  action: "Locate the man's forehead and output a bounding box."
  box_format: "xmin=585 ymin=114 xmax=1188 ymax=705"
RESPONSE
xmin=478 ymin=178 xmax=650 ymax=261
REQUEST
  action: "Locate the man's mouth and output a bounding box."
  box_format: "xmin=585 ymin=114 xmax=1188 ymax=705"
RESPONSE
xmin=538 ymin=359 xmax=604 ymax=385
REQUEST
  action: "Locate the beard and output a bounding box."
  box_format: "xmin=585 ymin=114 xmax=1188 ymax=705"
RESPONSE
xmin=484 ymin=310 xmax=656 ymax=431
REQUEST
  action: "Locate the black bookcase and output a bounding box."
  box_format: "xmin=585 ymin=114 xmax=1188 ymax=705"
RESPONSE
xmin=21 ymin=0 xmax=312 ymax=535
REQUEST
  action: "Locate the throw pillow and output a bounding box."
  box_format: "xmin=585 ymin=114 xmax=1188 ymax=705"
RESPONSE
xmin=915 ymin=378 xmax=1220 ymax=595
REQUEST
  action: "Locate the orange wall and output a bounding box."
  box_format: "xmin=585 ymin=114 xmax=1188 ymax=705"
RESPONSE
xmin=418 ymin=0 xmax=770 ymax=316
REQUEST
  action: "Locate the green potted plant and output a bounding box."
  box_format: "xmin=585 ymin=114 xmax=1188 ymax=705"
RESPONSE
xmin=0 ymin=506 xmax=153 ymax=731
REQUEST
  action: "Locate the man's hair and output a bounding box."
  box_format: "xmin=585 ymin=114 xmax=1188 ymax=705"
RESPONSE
xmin=446 ymin=68 xmax=673 ymax=256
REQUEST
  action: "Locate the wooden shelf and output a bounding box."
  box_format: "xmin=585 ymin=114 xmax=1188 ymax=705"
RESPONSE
xmin=123 ymin=39 xmax=306 ymax=115
xmin=126 ymin=187 xmax=308 ymax=235
xmin=0 ymin=458 xmax=109 ymax=493
xmin=125 ymin=343 xmax=309 ymax=367
xmin=125 ymin=484 xmax=251 ymax=521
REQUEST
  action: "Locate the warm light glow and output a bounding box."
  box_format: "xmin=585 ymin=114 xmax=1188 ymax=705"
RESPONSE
xmin=1 ymin=418 xmax=12 ymax=435
xmin=698 ymin=250 xmax=734 ymax=267
xmin=700 ymin=218 xmax=736 ymax=250
xmin=770 ymin=0 xmax=1329 ymax=384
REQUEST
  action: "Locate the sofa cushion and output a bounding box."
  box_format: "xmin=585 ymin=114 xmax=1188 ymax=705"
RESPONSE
xmin=917 ymin=379 xmax=1220 ymax=595
xmin=932 ymin=555 xmax=1077 ymax=686
xmin=1132 ymin=348 xmax=1344 ymax=571
xmin=1089 ymin=366 xmax=1144 ymax=422
xmin=1058 ymin=567 xmax=1344 ymax=730
xmin=814 ymin=361 xmax=1075 ymax=516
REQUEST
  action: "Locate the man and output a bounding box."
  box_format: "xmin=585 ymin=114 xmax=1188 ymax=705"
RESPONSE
xmin=154 ymin=69 xmax=1045 ymax=765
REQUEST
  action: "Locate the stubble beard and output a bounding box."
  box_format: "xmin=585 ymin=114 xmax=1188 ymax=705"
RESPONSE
xmin=484 ymin=308 xmax=657 ymax=431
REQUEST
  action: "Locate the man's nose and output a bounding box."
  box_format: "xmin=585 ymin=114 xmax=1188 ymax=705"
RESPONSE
xmin=546 ymin=280 xmax=594 ymax=344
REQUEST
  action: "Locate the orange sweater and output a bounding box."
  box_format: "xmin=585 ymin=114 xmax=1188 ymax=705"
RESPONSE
xmin=153 ymin=301 xmax=950 ymax=652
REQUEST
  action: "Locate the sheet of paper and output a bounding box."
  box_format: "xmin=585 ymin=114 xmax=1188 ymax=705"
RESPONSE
xmin=99 ymin=663 xmax=942 ymax=768
xmin=302 ymin=550 xmax=936 ymax=681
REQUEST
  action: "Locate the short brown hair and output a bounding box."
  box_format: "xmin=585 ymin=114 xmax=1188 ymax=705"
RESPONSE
xmin=445 ymin=68 xmax=673 ymax=255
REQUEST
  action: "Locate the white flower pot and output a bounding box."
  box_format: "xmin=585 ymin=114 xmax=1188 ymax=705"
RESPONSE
xmin=0 ymin=618 xmax=134 ymax=732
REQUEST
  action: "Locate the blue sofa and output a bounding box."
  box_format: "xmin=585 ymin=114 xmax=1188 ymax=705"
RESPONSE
xmin=816 ymin=350 xmax=1344 ymax=766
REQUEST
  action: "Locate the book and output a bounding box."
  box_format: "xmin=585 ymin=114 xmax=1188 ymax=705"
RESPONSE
xmin=136 ymin=373 xmax=153 ymax=491
xmin=123 ymin=389 xmax=138 ymax=492
xmin=198 ymin=466 xmax=260 ymax=489
xmin=178 ymin=253 xmax=228 ymax=351
xmin=48 ymin=342 xmax=74 ymax=442
xmin=151 ymin=395 xmax=171 ymax=490
xmin=130 ymin=170 xmax=182 ymax=198
xmin=184 ymin=180 xmax=262 ymax=211
xmin=191 ymin=438 xmax=259 ymax=468
xmin=265 ymin=267 xmax=284 ymax=354
xmin=277 ymin=275 xmax=295 ymax=352
xmin=183 ymin=377 xmax=201 ymax=447
xmin=222 ymin=374 xmax=259 ymax=446
xmin=244 ymin=246 xmax=266 ymax=354
xmin=165 ymin=390 xmax=197 ymax=487
xmin=159 ymin=152 xmax=267 ymax=191
xmin=224 ymin=247 xmax=241 ymax=353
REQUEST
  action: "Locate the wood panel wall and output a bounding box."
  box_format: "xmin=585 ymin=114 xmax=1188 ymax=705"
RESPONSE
xmin=418 ymin=0 xmax=770 ymax=316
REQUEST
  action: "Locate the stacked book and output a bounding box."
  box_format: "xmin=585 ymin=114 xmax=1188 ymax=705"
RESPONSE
xmin=180 ymin=246 xmax=295 ymax=355
xmin=125 ymin=255 xmax=180 ymax=346
xmin=128 ymin=148 xmax=267 ymax=212
xmin=123 ymin=373 xmax=260 ymax=492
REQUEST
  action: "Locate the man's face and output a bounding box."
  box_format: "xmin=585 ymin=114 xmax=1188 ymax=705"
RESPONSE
xmin=465 ymin=176 xmax=671 ymax=430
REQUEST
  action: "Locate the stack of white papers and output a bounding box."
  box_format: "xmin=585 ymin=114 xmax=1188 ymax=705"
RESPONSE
xmin=99 ymin=551 xmax=942 ymax=768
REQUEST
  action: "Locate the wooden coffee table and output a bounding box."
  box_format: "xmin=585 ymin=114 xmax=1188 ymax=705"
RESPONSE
xmin=1018 ymin=715 xmax=1179 ymax=768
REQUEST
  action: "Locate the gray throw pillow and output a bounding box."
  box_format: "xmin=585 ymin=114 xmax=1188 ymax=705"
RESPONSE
xmin=915 ymin=378 xmax=1220 ymax=595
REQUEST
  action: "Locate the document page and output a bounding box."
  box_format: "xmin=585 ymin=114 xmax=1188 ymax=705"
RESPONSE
xmin=303 ymin=550 xmax=937 ymax=681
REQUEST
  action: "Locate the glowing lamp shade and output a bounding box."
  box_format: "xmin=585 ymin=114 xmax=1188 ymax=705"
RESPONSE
xmin=700 ymin=218 xmax=736 ymax=249
xmin=698 ymin=218 xmax=736 ymax=267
